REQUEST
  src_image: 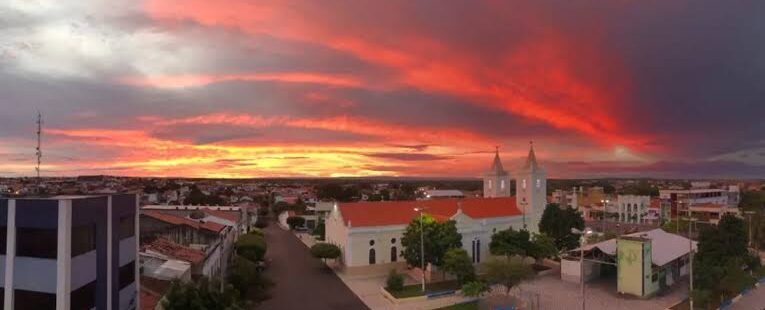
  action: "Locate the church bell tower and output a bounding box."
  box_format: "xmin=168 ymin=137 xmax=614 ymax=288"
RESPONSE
xmin=516 ymin=142 xmax=547 ymax=231
xmin=483 ymin=147 xmax=511 ymax=198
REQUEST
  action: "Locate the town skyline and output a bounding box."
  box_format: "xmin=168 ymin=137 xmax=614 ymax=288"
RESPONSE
xmin=2 ymin=1 xmax=764 ymax=179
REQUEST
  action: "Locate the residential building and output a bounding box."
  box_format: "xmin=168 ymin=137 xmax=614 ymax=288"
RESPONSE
xmin=616 ymin=195 xmax=651 ymax=223
xmin=139 ymin=206 xmax=246 ymax=280
xmin=0 ymin=194 xmax=139 ymax=310
xmin=660 ymin=184 xmax=740 ymax=220
xmin=326 ymin=145 xmax=546 ymax=270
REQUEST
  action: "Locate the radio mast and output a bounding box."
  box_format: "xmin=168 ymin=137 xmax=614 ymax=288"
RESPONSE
xmin=36 ymin=111 xmax=42 ymax=183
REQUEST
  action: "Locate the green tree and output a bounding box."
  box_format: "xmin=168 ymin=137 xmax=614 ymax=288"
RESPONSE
xmin=489 ymin=228 xmax=532 ymax=257
xmin=528 ymin=233 xmax=558 ymax=264
xmin=442 ymin=248 xmax=475 ymax=284
xmin=538 ymin=203 xmax=584 ymax=251
xmin=227 ymin=256 xmax=273 ymax=302
xmin=163 ymin=278 xmax=245 ymax=310
xmin=480 ymin=257 xmax=534 ymax=295
xmin=310 ymin=243 xmax=342 ymax=263
xmin=236 ymin=234 xmax=267 ymax=262
xmin=401 ymin=214 xmax=462 ymax=270
xmin=286 ymin=216 xmax=306 ymax=229
xmin=694 ymin=214 xmax=756 ymax=306
xmin=461 ymin=281 xmax=491 ymax=298
xmin=386 ymin=269 xmax=405 ymax=292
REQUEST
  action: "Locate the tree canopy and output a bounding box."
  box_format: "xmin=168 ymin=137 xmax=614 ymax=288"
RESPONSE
xmin=694 ymin=214 xmax=760 ymax=305
xmin=480 ymin=256 xmax=534 ymax=295
xmin=489 ymin=228 xmax=531 ymax=257
xmin=441 ymin=248 xmax=475 ymax=284
xmin=401 ymin=214 xmax=462 ymax=269
xmin=310 ymin=243 xmax=342 ymax=262
xmin=538 ymin=203 xmax=584 ymax=251
xmin=163 ymin=278 xmax=245 ymax=310
xmin=236 ymin=233 xmax=267 ymax=262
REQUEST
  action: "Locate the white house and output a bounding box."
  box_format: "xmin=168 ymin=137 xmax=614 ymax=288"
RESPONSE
xmin=326 ymin=145 xmax=547 ymax=270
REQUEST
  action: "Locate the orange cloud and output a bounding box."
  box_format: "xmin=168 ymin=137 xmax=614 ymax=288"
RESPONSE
xmin=142 ymin=0 xmax=652 ymax=152
xmin=119 ymin=72 xmax=363 ymax=88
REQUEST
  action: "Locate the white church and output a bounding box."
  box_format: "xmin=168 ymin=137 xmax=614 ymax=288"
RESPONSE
xmin=325 ymin=144 xmax=547 ymax=269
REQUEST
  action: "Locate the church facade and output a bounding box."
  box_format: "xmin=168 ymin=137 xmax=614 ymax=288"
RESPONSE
xmin=325 ymin=145 xmax=547 ymax=268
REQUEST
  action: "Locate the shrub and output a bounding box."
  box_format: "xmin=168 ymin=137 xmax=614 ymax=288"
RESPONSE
xmin=461 ymin=281 xmax=491 ymax=298
xmin=386 ymin=269 xmax=405 ymax=292
xmin=236 ymin=234 xmax=267 ymax=262
xmin=286 ymin=216 xmax=306 ymax=229
xmin=249 ymin=228 xmax=265 ymax=236
xmin=310 ymin=243 xmax=341 ymax=262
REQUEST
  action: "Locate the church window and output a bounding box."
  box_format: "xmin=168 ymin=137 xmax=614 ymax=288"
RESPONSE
xmin=536 ymin=179 xmax=541 ymax=188
xmin=391 ymin=246 xmax=398 ymax=262
xmin=369 ymin=240 xmax=375 ymax=246
xmin=501 ymin=180 xmax=505 ymax=189
xmin=522 ymin=179 xmax=527 ymax=189
xmin=369 ymin=248 xmax=376 ymax=264
xmin=488 ymin=180 xmax=492 ymax=189
xmin=391 ymin=238 xmax=396 ymax=244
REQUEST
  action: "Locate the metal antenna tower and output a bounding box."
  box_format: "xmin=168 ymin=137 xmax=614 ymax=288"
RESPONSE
xmin=36 ymin=111 xmax=43 ymax=182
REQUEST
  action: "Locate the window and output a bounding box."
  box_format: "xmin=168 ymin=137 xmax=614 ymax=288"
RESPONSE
xmin=119 ymin=215 xmax=135 ymax=239
xmin=488 ymin=180 xmax=492 ymax=189
xmin=0 ymin=226 xmax=6 ymax=255
xmin=536 ymin=179 xmax=541 ymax=188
xmin=119 ymin=261 xmax=136 ymax=290
xmin=369 ymin=240 xmax=375 ymax=246
xmin=15 ymin=289 xmax=56 ymax=310
xmin=71 ymin=281 xmax=96 ymax=310
xmin=72 ymin=224 xmax=96 ymax=257
xmin=390 ymin=246 xmax=397 ymax=262
xmin=368 ymin=248 xmax=376 ymax=265
xmin=16 ymin=227 xmax=57 ymax=259
xmin=651 ymin=273 xmax=658 ymax=282
xmin=391 ymin=238 xmax=396 ymax=244
xmin=522 ymin=179 xmax=527 ymax=189
xmin=500 ymin=180 xmax=505 ymax=189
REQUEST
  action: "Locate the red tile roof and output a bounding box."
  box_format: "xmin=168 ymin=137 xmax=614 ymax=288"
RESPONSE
xmin=141 ymin=237 xmax=205 ymax=265
xmin=142 ymin=210 xmax=226 ymax=233
xmin=338 ymin=197 xmax=522 ymax=227
xmin=201 ymin=208 xmax=241 ymax=223
xmin=141 ymin=288 xmax=161 ymax=310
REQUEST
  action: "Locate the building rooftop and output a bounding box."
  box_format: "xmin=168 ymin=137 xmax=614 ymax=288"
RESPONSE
xmin=141 ymin=237 xmax=206 ymax=265
xmin=142 ymin=210 xmax=226 ymax=233
xmin=337 ymin=197 xmax=522 ymax=228
xmin=576 ymin=228 xmax=697 ymax=267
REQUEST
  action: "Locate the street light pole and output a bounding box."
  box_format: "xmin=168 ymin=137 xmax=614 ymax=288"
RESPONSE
xmin=601 ymin=199 xmax=609 ymax=232
xmin=745 ymin=211 xmax=756 ymax=248
xmin=572 ymin=227 xmax=593 ymax=310
xmin=686 ymin=210 xmax=697 ymax=310
xmin=414 ymin=207 xmax=426 ymax=292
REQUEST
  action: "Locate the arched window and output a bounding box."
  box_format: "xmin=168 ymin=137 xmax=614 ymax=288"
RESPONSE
xmin=476 ymin=239 xmax=481 ymax=263
xmin=522 ymin=179 xmax=527 ymax=189
xmin=369 ymin=248 xmax=376 ymax=265
xmin=488 ymin=180 xmax=492 ymax=189
xmin=501 ymin=179 xmax=505 ymax=189
xmin=391 ymin=246 xmax=397 ymax=262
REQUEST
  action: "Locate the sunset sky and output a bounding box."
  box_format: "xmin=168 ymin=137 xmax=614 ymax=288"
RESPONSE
xmin=1 ymin=1 xmax=764 ymax=178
